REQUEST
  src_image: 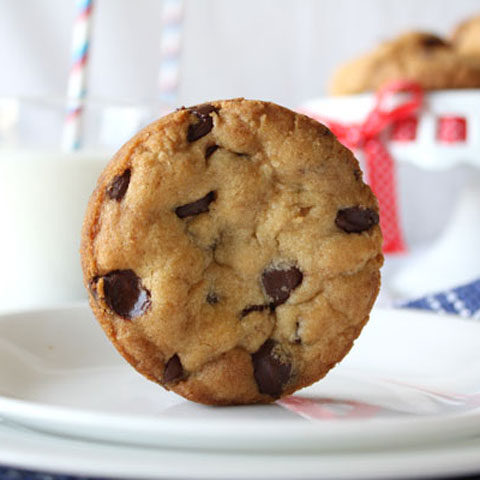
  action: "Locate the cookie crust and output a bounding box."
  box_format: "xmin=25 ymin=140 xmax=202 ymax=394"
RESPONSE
xmin=330 ymin=32 xmax=480 ymax=95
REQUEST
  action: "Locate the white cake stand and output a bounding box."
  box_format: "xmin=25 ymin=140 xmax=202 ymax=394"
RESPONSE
xmin=301 ymin=90 xmax=480 ymax=299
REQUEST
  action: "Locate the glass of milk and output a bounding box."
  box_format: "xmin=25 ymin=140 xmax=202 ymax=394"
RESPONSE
xmin=0 ymin=97 xmax=170 ymax=312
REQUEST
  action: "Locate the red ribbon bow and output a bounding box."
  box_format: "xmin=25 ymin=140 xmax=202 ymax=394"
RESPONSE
xmin=301 ymin=80 xmax=424 ymax=254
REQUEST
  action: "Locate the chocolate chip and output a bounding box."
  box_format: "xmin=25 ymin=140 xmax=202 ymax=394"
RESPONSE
xmin=188 ymin=118 xmax=213 ymax=142
xmin=163 ymin=354 xmax=184 ymax=384
xmin=240 ymin=304 xmax=268 ymax=318
xmin=205 ymin=145 xmax=219 ymax=159
xmin=353 ymin=168 xmax=362 ymax=181
xmin=106 ymin=169 xmax=131 ymax=201
xmin=102 ymin=269 xmax=151 ymax=319
xmin=175 ymin=191 xmax=216 ymax=218
xmin=207 ymin=292 xmax=219 ymax=304
xmin=421 ymin=34 xmax=448 ymax=48
xmin=251 ymin=339 xmax=291 ymax=398
xmin=190 ymin=104 xmax=218 ymax=116
xmin=187 ymin=104 xmax=219 ymax=142
xmin=262 ymin=265 xmax=303 ymax=308
xmin=335 ymin=206 xmax=379 ymax=233
xmin=89 ymin=276 xmax=99 ymax=300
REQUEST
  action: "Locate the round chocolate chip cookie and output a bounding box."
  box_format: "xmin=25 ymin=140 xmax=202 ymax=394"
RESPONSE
xmin=81 ymin=98 xmax=383 ymax=405
xmin=329 ymin=31 xmax=480 ymax=95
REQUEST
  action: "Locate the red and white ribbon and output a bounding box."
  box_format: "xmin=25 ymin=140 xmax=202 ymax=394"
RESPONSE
xmin=300 ymin=80 xmax=424 ymax=254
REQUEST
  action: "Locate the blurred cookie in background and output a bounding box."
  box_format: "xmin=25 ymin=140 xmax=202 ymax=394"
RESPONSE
xmin=452 ymin=14 xmax=480 ymax=57
xmin=329 ymin=31 xmax=480 ymax=95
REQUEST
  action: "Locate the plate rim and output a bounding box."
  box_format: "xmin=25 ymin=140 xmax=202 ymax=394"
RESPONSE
xmin=2 ymin=419 xmax=480 ymax=480
xmin=1 ymin=303 xmax=480 ymax=452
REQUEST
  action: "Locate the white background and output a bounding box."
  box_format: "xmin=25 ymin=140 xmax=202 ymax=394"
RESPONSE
xmin=1 ymin=0 xmax=480 ymax=108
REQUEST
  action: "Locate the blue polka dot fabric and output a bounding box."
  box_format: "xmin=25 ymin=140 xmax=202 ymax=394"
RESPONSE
xmin=402 ymin=278 xmax=480 ymax=319
xmin=0 ymin=467 xmax=103 ymax=480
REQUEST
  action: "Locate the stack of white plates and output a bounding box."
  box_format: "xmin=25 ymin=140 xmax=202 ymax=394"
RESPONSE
xmin=0 ymin=304 xmax=480 ymax=479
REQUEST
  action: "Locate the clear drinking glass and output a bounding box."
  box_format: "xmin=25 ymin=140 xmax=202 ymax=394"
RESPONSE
xmin=0 ymin=97 xmax=170 ymax=312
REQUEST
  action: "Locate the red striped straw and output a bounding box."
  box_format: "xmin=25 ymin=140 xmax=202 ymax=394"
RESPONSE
xmin=62 ymin=0 xmax=94 ymax=151
xmin=158 ymin=0 xmax=184 ymax=107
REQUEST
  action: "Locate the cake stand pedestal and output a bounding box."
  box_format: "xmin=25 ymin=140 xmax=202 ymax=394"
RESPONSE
xmin=391 ymin=173 xmax=480 ymax=297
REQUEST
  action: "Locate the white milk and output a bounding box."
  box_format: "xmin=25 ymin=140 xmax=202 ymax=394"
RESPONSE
xmin=0 ymin=149 xmax=109 ymax=311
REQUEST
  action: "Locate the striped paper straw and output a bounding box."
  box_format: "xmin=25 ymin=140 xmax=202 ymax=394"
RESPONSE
xmin=62 ymin=0 xmax=94 ymax=151
xmin=158 ymin=0 xmax=184 ymax=106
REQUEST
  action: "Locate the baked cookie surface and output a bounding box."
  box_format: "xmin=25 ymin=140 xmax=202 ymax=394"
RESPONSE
xmin=330 ymin=32 xmax=480 ymax=95
xmin=452 ymin=15 xmax=480 ymax=57
xmin=81 ymin=99 xmax=383 ymax=405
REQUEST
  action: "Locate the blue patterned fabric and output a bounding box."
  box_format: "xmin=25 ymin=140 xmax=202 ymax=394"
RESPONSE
xmin=0 ymin=467 xmax=103 ymax=480
xmin=402 ymin=278 xmax=480 ymax=319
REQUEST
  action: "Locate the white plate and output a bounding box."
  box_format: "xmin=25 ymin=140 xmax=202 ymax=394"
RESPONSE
xmin=2 ymin=418 xmax=480 ymax=480
xmin=0 ymin=304 xmax=480 ymax=453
